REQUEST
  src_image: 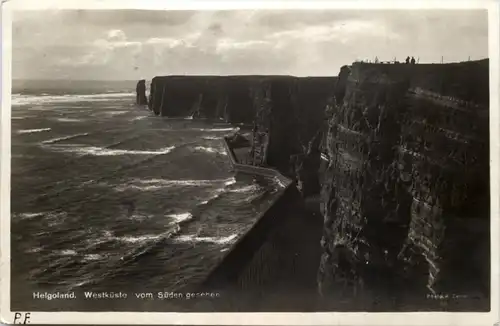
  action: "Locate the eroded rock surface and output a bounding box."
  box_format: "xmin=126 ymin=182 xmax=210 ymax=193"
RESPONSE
xmin=318 ymin=59 xmax=490 ymax=308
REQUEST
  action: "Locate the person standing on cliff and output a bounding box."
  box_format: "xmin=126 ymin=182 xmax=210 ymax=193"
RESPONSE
xmin=411 ymin=56 xmax=416 ymax=64
xmin=405 ymin=56 xmax=410 ymax=64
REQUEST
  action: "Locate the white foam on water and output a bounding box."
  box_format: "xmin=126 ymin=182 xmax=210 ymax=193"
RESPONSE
xmin=132 ymin=116 xmax=148 ymax=121
xmin=229 ymin=184 xmax=259 ymax=193
xmin=162 ymin=116 xmax=195 ymax=120
xmin=113 ymin=234 xmax=163 ymax=244
xmin=198 ymin=188 xmax=226 ymax=205
xmin=193 ymin=146 xmax=227 ymax=156
xmin=128 ymin=213 xmax=152 ymax=222
xmin=174 ymin=233 xmax=238 ymax=245
xmin=197 ymin=127 xmax=239 ymax=132
xmin=167 ymin=212 xmax=193 ymax=224
xmin=102 ymin=111 xmax=128 ymax=116
xmin=17 ymin=128 xmax=51 ymax=134
xmin=202 ymin=136 xmax=222 ymax=140
xmin=56 ymin=118 xmax=83 ymax=122
xmin=18 ymin=212 xmax=45 ymax=220
xmin=140 ymin=177 xmax=233 ymax=186
xmin=26 ymin=247 xmax=43 ymax=253
xmin=45 ymin=145 xmax=175 ymax=157
xmin=11 ymin=92 xmax=135 ymax=106
xmin=55 ymin=249 xmax=78 ymax=256
xmin=45 ymin=212 xmax=69 ymax=227
xmin=225 ymin=178 xmax=236 ymax=186
xmin=41 ymin=133 xmax=89 ymax=144
xmin=83 ymin=254 xmax=105 ymax=261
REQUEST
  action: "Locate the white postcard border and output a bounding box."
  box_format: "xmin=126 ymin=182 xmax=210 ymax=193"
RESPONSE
xmin=1 ymin=0 xmax=498 ymax=325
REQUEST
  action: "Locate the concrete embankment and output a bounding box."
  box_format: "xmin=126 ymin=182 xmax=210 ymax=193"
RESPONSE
xmin=197 ymin=137 xmax=295 ymax=288
xmin=184 ymin=137 xmax=324 ymax=311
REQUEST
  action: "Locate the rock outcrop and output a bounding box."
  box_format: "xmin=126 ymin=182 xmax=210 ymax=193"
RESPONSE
xmin=136 ymin=79 xmax=148 ymax=106
xmin=318 ymin=59 xmax=490 ymax=308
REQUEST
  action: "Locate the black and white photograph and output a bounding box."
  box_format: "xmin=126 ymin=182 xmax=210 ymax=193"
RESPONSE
xmin=1 ymin=0 xmax=499 ymax=324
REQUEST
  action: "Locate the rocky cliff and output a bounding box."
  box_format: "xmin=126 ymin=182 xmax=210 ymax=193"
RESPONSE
xmin=149 ymin=75 xmax=336 ymax=187
xmin=319 ymin=59 xmax=490 ymax=309
xmin=149 ymin=75 xmax=335 ymax=127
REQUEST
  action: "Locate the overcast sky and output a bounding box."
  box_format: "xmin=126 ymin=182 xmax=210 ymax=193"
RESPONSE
xmin=12 ymin=9 xmax=489 ymax=80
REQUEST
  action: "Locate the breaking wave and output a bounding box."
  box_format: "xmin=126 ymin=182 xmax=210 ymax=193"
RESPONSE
xmin=41 ymin=133 xmax=90 ymax=144
xmin=55 ymin=118 xmax=83 ymax=122
xmin=17 ymin=128 xmax=51 ymax=134
xmin=193 ymin=146 xmax=227 ymax=156
xmin=167 ymin=212 xmax=193 ymax=224
xmin=12 ymin=92 xmax=135 ymax=106
xmin=196 ymin=127 xmax=239 ymax=132
xmin=174 ymin=233 xmax=238 ymax=245
xmin=114 ymin=177 xmax=236 ymax=192
xmin=43 ymin=145 xmax=176 ymax=157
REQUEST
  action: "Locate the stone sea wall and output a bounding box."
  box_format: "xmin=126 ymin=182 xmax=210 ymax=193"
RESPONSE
xmin=319 ymin=59 xmax=490 ymax=307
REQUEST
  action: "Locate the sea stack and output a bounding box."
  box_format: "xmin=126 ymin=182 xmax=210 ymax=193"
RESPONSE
xmin=136 ymin=79 xmax=148 ymax=106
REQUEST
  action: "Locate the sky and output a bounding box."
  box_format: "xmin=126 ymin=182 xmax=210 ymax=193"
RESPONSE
xmin=12 ymin=9 xmax=489 ymax=80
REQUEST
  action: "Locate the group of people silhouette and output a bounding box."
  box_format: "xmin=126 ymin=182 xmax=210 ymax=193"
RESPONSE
xmin=405 ymin=56 xmax=417 ymax=64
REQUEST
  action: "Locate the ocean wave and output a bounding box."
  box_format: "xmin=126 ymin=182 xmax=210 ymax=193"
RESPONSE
xmin=17 ymin=128 xmax=51 ymax=134
xmin=55 ymin=118 xmax=83 ymax=123
xmin=197 ymin=178 xmax=237 ymax=205
xmin=11 ymin=92 xmax=135 ymax=106
xmin=193 ymin=146 xmax=227 ymax=156
xmin=196 ymin=127 xmax=239 ymax=132
xmin=83 ymin=254 xmax=105 ymax=262
xmin=41 ymin=133 xmax=89 ymax=144
xmin=101 ymin=111 xmax=129 ymax=116
xmin=167 ymin=212 xmax=193 ymax=224
xmin=26 ymin=247 xmax=43 ymax=253
xmin=132 ymin=116 xmax=148 ymax=121
xmin=53 ymin=249 xmax=78 ymax=256
xmin=114 ymin=234 xmax=164 ymax=244
xmin=17 ymin=212 xmax=46 ymax=220
xmin=198 ymin=188 xmax=227 ymax=205
xmin=202 ymin=136 xmax=222 ymax=140
xmin=115 ymin=177 xmax=235 ymax=192
xmin=229 ymin=184 xmax=260 ymax=193
xmin=43 ymin=144 xmax=175 ymax=157
xmin=174 ymin=233 xmax=238 ymax=245
xmin=225 ymin=178 xmax=237 ymax=186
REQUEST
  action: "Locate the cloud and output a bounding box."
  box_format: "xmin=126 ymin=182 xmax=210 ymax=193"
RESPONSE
xmin=12 ymin=9 xmax=488 ymax=80
xmin=268 ymin=19 xmax=400 ymax=44
xmin=107 ymin=29 xmax=127 ymax=42
xmin=215 ymin=39 xmax=271 ymax=53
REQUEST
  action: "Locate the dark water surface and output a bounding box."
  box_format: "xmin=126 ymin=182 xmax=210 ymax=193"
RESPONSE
xmin=10 ymin=92 xmax=283 ymax=311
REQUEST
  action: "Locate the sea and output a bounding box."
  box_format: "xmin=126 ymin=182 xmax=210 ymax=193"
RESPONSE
xmin=10 ymin=80 xmax=283 ymax=311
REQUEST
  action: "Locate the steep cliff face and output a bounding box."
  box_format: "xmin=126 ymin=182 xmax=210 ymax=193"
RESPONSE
xmin=149 ymin=75 xmax=335 ymax=129
xmin=150 ymin=75 xmax=336 ymax=182
xmin=250 ymin=77 xmax=336 ymax=180
xmin=319 ymin=60 xmax=490 ymax=306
